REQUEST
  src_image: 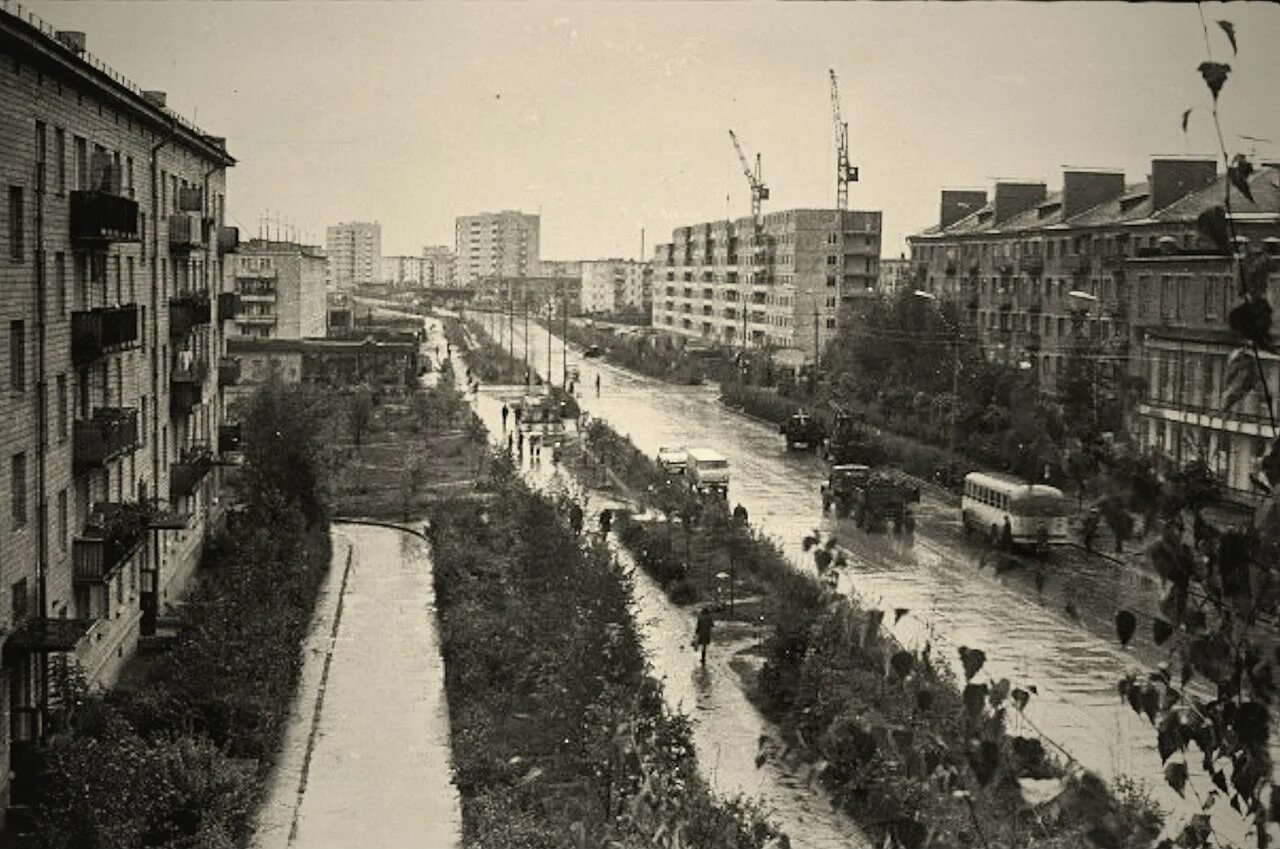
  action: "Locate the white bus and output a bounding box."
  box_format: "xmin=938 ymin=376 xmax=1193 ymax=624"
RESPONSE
xmin=961 ymin=471 xmax=1071 ymax=550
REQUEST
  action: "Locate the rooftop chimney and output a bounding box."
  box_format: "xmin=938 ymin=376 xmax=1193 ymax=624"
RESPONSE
xmin=993 ymin=182 xmax=1047 ymax=225
xmin=142 ymin=90 xmax=167 ymax=109
xmin=940 ymin=190 xmax=987 ymax=228
xmin=1062 ymin=170 xmax=1126 ymax=219
xmin=1150 ymin=157 xmax=1217 ymax=213
xmin=55 ymin=31 xmax=86 ymax=54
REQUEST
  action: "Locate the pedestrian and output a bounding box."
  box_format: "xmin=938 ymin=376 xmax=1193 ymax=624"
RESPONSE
xmin=570 ymin=503 xmax=584 ymax=536
xmin=599 ymin=508 xmax=613 ymax=536
xmin=501 ymin=403 xmax=509 ymax=430
xmin=568 ymin=380 xmax=575 ymax=397
xmin=514 ymin=405 xmax=523 ymax=427
xmin=551 ymin=442 xmax=562 ymax=466
xmin=1001 ymin=516 xmax=1014 ymax=551
xmin=595 ymin=373 xmax=601 ymax=397
xmin=733 ymin=503 xmax=748 ymax=525
xmin=517 ymin=430 xmax=524 ymax=454
xmin=694 ymin=607 xmax=714 ymax=667
xmin=507 ymin=432 xmax=513 ymax=453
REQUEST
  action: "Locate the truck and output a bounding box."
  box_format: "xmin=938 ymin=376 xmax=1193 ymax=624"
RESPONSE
xmin=780 ymin=412 xmax=826 ymax=451
xmin=821 ymin=464 xmax=920 ymax=533
xmin=824 ymin=412 xmax=885 ymax=466
xmin=685 ymin=447 xmax=730 ymax=497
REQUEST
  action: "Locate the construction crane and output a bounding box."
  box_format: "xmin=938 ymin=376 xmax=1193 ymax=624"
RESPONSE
xmin=829 ymin=69 xmax=859 ymax=211
xmin=728 ymin=129 xmax=769 ymax=222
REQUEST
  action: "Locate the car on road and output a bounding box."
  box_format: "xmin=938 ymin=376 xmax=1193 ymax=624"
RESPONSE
xmin=685 ymin=447 xmax=729 ymax=497
xmin=657 ymin=446 xmax=687 ymax=474
xmin=583 ymin=344 xmax=604 ymax=358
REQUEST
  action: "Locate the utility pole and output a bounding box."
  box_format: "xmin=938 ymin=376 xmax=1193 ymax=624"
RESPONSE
xmin=546 ymin=295 xmax=553 ymax=387
xmin=561 ymin=280 xmax=568 ymax=386
xmin=508 ymin=279 xmax=515 ymax=372
xmin=523 ymin=281 xmax=529 ymax=385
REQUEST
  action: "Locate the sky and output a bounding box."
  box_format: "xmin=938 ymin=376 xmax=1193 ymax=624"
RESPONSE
xmin=25 ymin=1 xmax=1280 ymax=260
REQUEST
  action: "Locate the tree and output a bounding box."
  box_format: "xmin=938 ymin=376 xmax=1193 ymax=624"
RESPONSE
xmin=349 ymin=385 xmax=375 ymax=447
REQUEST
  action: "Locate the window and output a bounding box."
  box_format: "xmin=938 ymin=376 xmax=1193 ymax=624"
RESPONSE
xmin=11 ymin=453 xmax=27 ymax=526
xmin=9 ymin=186 xmax=24 ymax=260
xmin=11 ymin=578 xmax=28 ymax=624
xmin=57 ymin=374 xmax=67 ymax=440
xmin=35 ymin=121 xmax=46 ymax=185
xmin=10 ymin=320 xmax=25 ymax=391
xmin=57 ymin=489 xmax=67 ymax=551
xmin=55 ymin=128 xmax=66 ymax=195
xmin=73 ymin=135 xmax=87 ymax=191
xmin=56 ymin=251 xmax=66 ymax=315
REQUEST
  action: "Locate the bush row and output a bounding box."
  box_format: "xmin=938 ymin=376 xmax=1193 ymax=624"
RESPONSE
xmin=32 ymin=377 xmax=336 ymax=849
xmin=560 ymin=322 xmax=729 ymax=385
xmin=426 ymin=458 xmax=783 ymax=849
xmin=585 ymin=420 xmax=1162 ymax=849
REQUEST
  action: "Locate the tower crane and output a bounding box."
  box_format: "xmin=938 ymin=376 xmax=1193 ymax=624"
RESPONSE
xmin=728 ymin=129 xmax=769 ymax=223
xmin=829 ymin=69 xmax=859 ymax=211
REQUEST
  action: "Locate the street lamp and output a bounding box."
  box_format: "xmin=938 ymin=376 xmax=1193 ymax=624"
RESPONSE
xmin=913 ymin=290 xmax=960 ymax=452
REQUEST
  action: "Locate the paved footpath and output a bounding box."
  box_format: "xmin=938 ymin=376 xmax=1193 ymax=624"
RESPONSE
xmin=253 ymin=523 xmax=460 ymax=849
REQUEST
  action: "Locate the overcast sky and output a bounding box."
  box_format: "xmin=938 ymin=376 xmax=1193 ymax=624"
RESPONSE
xmin=27 ymin=1 xmax=1280 ymax=259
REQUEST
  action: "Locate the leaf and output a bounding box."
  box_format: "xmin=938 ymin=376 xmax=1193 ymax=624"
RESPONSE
xmin=963 ymin=683 xmax=989 ymax=718
xmin=1115 ymin=610 xmax=1137 ymax=646
xmin=989 ymin=678 xmax=1011 ymax=708
xmin=968 ymin=740 xmax=1000 ymax=786
xmin=894 ymin=607 xmax=909 ymax=625
xmin=1181 ymin=108 xmax=1194 ymax=134
xmin=1152 ymin=619 xmax=1175 ymax=646
xmin=802 ymin=534 xmax=818 ymax=552
xmin=1198 ymin=61 xmax=1231 ymax=101
xmin=1217 ymin=20 xmax=1238 ymax=56
xmin=1229 ymin=153 xmax=1256 ymax=204
xmin=958 ymin=646 xmax=986 ymax=681
xmin=1165 ymin=761 xmax=1189 ymax=797
xmin=1011 ymin=687 xmax=1030 ymax=712
xmin=1197 ymin=205 xmax=1231 ymax=254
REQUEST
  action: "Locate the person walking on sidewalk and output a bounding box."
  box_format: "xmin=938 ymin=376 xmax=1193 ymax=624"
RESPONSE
xmin=694 ymin=608 xmax=714 ymax=667
xmin=501 ymin=403 xmax=510 ymax=430
xmin=599 ymin=508 xmax=613 ymax=537
xmin=595 ymin=373 xmax=601 ymax=397
xmin=569 ymin=502 xmax=584 ymax=536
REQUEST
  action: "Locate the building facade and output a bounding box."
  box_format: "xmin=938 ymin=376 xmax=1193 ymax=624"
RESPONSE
xmin=380 ymin=254 xmax=426 ymax=288
xmin=325 ymin=220 xmax=380 ymax=290
xmin=906 ymin=159 xmax=1280 ymax=397
xmin=580 ymin=259 xmax=652 ymax=316
xmin=232 ymin=238 xmax=326 ymax=339
xmin=650 ymin=209 xmax=882 ymax=359
xmin=421 ymin=245 xmax=455 ymax=287
xmin=0 ymin=8 xmax=240 ymax=808
xmin=877 ymin=254 xmax=912 ymax=296
xmin=454 ymin=211 xmax=540 ymax=288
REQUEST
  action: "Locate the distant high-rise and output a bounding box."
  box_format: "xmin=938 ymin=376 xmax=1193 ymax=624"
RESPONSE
xmin=454 ymin=211 xmax=540 ymax=287
xmin=325 ymin=221 xmax=381 ymax=290
xmin=232 ymin=239 xmax=327 ymax=339
xmin=421 ymin=245 xmax=456 ymax=288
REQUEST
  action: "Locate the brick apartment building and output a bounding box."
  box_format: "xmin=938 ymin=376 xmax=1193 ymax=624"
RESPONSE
xmin=650 ymin=209 xmax=881 ymax=362
xmin=0 ymin=8 xmax=240 ymax=809
xmin=233 ymin=238 xmax=326 ymax=339
xmin=580 ymin=259 xmax=651 ymax=316
xmin=908 ymin=158 xmax=1280 ymax=501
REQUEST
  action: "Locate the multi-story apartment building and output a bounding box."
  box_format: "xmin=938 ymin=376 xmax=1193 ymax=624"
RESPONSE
xmin=1129 ymin=251 xmax=1280 ymax=502
xmin=454 ymin=210 xmax=539 ymax=287
xmin=907 ymin=160 xmax=1280 ymax=390
xmin=421 ymin=245 xmax=455 ymax=288
xmin=650 ymin=209 xmax=882 ymax=360
xmin=232 ymin=238 xmax=326 ymax=339
xmin=877 ymin=254 xmax=913 ymax=296
xmin=580 ymin=259 xmax=652 ymax=316
xmin=380 ymin=254 xmax=426 ymax=288
xmin=325 ymin=221 xmax=380 ymax=290
xmin=539 ymin=259 xmax=582 ymax=279
xmin=0 ymin=9 xmax=240 ymax=808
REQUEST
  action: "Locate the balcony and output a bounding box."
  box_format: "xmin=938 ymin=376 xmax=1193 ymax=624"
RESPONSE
xmin=217 ymin=292 xmax=240 ymax=319
xmin=71 ymin=304 xmax=140 ymax=367
xmin=1025 ymin=333 xmax=1042 ymax=352
xmin=992 ymin=258 xmax=1013 ymax=276
xmin=1026 ymin=297 xmax=1042 ymax=314
xmin=73 ymin=503 xmax=151 ymax=584
xmin=170 ymin=381 xmax=204 ymax=419
xmin=945 ymin=260 xmax=958 ymax=276
xmin=168 ymin=214 xmax=204 ymax=251
xmin=218 ymin=356 xmax=240 ymax=387
xmin=73 ymin=407 xmax=140 ymax=474
xmin=1019 ymin=255 xmax=1044 ymax=276
xmin=177 ymin=186 xmax=203 ymax=212
xmin=217 ymin=226 xmax=240 ymax=255
xmin=218 ymin=423 xmax=241 ymax=454
xmin=69 ymin=190 xmax=140 ymax=243
xmin=170 ymin=445 xmax=214 ymax=498
xmin=169 ymin=291 xmax=212 ymax=338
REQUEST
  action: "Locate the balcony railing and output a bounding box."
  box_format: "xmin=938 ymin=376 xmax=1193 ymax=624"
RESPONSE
xmin=170 ymin=445 xmax=214 ymax=498
xmin=71 ymin=304 xmax=140 ymax=367
xmin=73 ymin=503 xmax=150 ymax=583
xmin=168 ymin=214 xmax=204 ymax=251
xmin=992 ymin=258 xmax=1013 ymax=275
xmin=217 ymin=292 xmax=240 ymax=320
xmin=171 ymin=353 xmax=210 ymax=386
xmin=177 ymin=186 xmax=203 ymax=212
xmin=170 ymin=291 xmax=212 ymax=338
xmin=218 ymin=423 xmax=242 ymax=454
xmin=218 ymin=357 xmax=241 ymax=387
xmin=69 ymin=191 xmax=140 ymax=243
xmin=73 ymin=407 xmax=140 ymax=473
xmin=170 ymin=381 xmax=203 ymax=418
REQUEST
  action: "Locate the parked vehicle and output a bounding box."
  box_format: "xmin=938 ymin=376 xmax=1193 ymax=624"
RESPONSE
xmin=822 ymin=464 xmax=920 ymax=533
xmin=583 ymin=345 xmax=604 ymax=358
xmin=780 ymin=412 xmax=825 ymax=451
xmin=961 ymin=471 xmax=1070 ymax=551
xmin=657 ymin=446 xmax=688 ymax=475
xmin=517 ymin=393 xmax=568 ymax=439
xmin=685 ymin=447 xmax=729 ymax=497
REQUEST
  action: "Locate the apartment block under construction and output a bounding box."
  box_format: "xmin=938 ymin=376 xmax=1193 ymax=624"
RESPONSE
xmin=650 ymin=209 xmax=881 ymax=363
